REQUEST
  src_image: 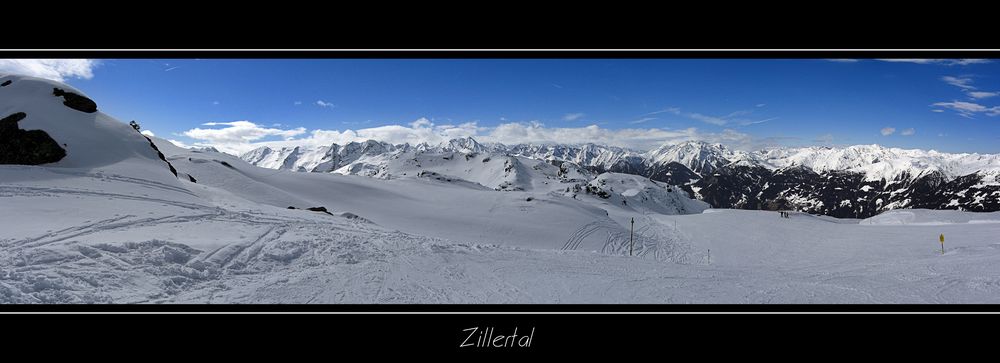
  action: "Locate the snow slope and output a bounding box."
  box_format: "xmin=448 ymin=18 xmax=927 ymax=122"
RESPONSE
xmin=860 ymin=209 xmax=1000 ymax=225
xmin=584 ymin=173 xmax=709 ymax=215
xmin=161 ymin=141 xmax=622 ymax=250
xmin=0 ymin=74 xmax=180 ymax=185
xmin=337 ymin=149 xmax=594 ymax=192
xmin=6 ymin=171 xmax=1000 ymax=303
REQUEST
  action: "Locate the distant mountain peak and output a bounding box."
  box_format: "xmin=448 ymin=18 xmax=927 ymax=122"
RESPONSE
xmin=444 ymin=137 xmax=486 ymax=153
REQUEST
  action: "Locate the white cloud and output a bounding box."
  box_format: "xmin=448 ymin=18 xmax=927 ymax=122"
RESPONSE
xmin=942 ymin=76 xmax=976 ymax=90
xmin=830 ymin=58 xmax=989 ymax=66
xmin=629 ymin=117 xmax=657 ymax=124
xmin=306 ymin=118 xmax=482 ymax=147
xmin=931 ymin=109 xmax=944 ymax=113
xmin=877 ymin=59 xmax=991 ymax=66
xmin=482 ymin=122 xmax=755 ymax=150
xmin=901 ymin=128 xmax=915 ymax=136
xmin=737 ymin=117 xmax=777 ymax=126
xmin=967 ymin=91 xmax=998 ymax=99
xmin=931 ymin=100 xmax=1000 ymax=118
xmin=0 ymin=59 xmax=99 ymax=82
xmin=212 ymin=101 xmax=220 ymax=105
xmin=687 ymin=112 xmax=728 ymax=126
xmin=180 ymin=118 xmax=758 ymax=154
xmin=294 ymin=101 xmax=303 ymax=106
xmin=316 ymin=100 xmax=336 ymax=108
xmin=939 ymin=76 xmax=1000 ymax=101
xmin=951 ymin=59 xmax=991 ymax=65
xmin=878 ymin=59 xmax=940 ymax=64
xmin=755 ymin=103 xmax=767 ymax=108
xmin=645 ymin=107 xmax=726 ymax=125
xmin=881 ymin=127 xmax=896 ymax=136
xmin=642 ymin=107 xmax=681 ymax=117
xmin=140 ymin=130 xmax=155 ymax=137
xmin=182 ymin=121 xmax=307 ymax=153
xmin=645 ymin=107 xmax=769 ymax=126
xmin=562 ymin=112 xmax=585 ymax=121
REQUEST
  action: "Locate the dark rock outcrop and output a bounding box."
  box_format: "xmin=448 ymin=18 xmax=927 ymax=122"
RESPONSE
xmin=0 ymin=112 xmax=67 ymax=165
xmin=138 ymin=133 xmax=178 ymax=178
xmin=52 ymin=88 xmax=97 ymax=113
xmin=288 ymin=206 xmax=334 ymax=215
xmin=1 ymin=80 xmax=11 ymax=87
xmin=306 ymin=206 xmax=333 ymax=215
xmin=0 ymin=112 xmax=23 ymax=134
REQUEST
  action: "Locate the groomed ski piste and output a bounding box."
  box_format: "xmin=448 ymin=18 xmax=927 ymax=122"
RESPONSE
xmin=3 ymin=74 xmax=1000 ymax=304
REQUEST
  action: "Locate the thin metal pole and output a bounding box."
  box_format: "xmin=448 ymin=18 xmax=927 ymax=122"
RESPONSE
xmin=629 ymin=217 xmax=634 ymax=257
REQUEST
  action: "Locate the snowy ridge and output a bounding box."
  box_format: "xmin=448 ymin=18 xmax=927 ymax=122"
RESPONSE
xmin=757 ymin=144 xmax=1000 ymax=183
xmin=236 ymin=138 xmax=1000 ymax=217
xmin=241 ymin=139 xmax=1000 ymax=186
xmin=506 ymin=143 xmax=643 ymax=171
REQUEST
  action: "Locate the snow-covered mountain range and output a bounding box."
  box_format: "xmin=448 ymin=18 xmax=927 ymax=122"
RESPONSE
xmin=240 ymin=138 xmax=1000 ymax=217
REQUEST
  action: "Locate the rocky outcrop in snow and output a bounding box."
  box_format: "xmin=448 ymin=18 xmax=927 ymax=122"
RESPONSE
xmin=52 ymin=87 xmax=97 ymax=113
xmin=0 ymin=112 xmax=67 ymax=165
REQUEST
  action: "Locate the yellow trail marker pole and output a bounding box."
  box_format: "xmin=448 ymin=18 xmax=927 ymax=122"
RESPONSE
xmin=940 ymin=233 xmax=945 ymax=254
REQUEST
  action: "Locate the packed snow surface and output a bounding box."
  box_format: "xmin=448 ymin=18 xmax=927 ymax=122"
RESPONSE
xmin=861 ymin=209 xmax=1000 ymax=225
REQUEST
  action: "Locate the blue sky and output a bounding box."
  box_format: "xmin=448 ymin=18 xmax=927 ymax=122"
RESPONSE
xmin=7 ymin=58 xmax=1000 ymax=154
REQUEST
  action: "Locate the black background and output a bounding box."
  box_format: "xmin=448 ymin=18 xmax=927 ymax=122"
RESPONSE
xmin=2 ymin=311 xmax=994 ymax=357
xmin=3 ymin=5 xmax=1000 ymax=357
